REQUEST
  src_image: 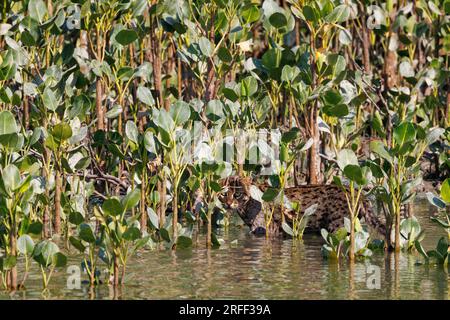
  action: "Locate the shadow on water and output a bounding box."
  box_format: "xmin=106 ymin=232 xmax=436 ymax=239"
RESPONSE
xmin=0 ymin=198 xmax=448 ymax=300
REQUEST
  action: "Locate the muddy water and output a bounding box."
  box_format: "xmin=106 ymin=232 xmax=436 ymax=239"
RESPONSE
xmin=1 ymin=198 xmax=448 ymax=300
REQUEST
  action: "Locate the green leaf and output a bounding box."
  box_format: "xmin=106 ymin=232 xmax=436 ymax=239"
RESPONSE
xmin=79 ymin=223 xmax=96 ymax=243
xmin=69 ymin=236 xmax=86 ymax=252
xmin=176 ymin=235 xmax=193 ymax=248
xmin=206 ymin=100 xmax=224 ymax=121
xmin=281 ymin=222 xmax=294 ymax=236
xmin=325 ymin=4 xmax=350 ymax=23
xmin=33 ymin=240 xmax=59 ymax=267
xmin=344 ymin=164 xmax=365 ymax=185
xmin=102 ymin=198 xmax=124 ymax=216
xmin=43 ymin=87 xmax=58 ymax=111
xmin=281 ymin=65 xmax=300 ymax=82
xmin=242 ymin=5 xmax=260 ymax=23
xmin=323 ymin=104 xmax=349 ymax=117
xmin=269 ymin=12 xmax=287 ymax=28
xmin=372 ymin=111 xmax=386 ymax=138
xmin=0 ymin=110 xmax=18 ymax=135
xmin=415 ymin=240 xmax=428 ymax=260
xmin=304 ymin=203 xmax=318 ymax=216
xmin=336 ymin=149 xmax=358 ymax=171
xmin=199 ymin=37 xmax=213 ymax=57
xmin=218 ymin=47 xmax=232 ymax=63
xmin=52 ymin=122 xmax=72 ymax=142
xmin=123 ymin=226 xmax=141 ymax=241
xmin=222 ymin=88 xmax=238 ymax=102
xmin=370 ymin=140 xmax=393 ymax=163
xmin=1 ymin=255 xmax=17 ymax=270
xmin=115 ymin=29 xmax=138 ymax=46
xmin=425 ymin=192 xmax=446 ymax=209
xmin=436 ymin=237 xmax=449 ymax=257
xmin=323 ymin=89 xmax=343 ymax=106
xmin=394 ymin=122 xmax=416 ymax=147
xmin=122 ymin=188 xmax=141 ymax=211
xmin=261 ymin=48 xmax=282 ymax=73
xmin=281 ymin=127 xmax=300 ymax=143
xmin=170 ymin=101 xmax=191 ymax=125
xmin=335 ymin=227 xmax=348 ymax=241
xmin=125 ymin=120 xmax=139 ymax=144
xmin=160 ymin=228 xmax=171 ymax=242
xmin=106 ymin=104 xmax=123 ymax=118
xmin=69 ymin=211 xmax=84 ymax=225
xmin=117 ymin=66 xmax=134 ymax=81
xmin=211 ymin=232 xmax=221 ymax=247
xmin=147 ymin=207 xmax=159 ymax=229
xmin=333 ymin=175 xmax=344 ymax=189
xmin=262 ymin=187 xmax=279 ymax=202
xmin=144 ymin=130 xmax=156 ymax=153
xmin=28 ymin=221 xmax=43 ymax=235
xmin=137 ymin=86 xmax=155 ymax=106
xmin=2 ymin=164 xmax=20 ymax=192
xmin=240 ymin=76 xmax=258 ymax=97
xmin=28 ymin=0 xmax=48 ymax=24
xmin=52 ymin=252 xmax=67 ymax=268
xmin=440 ymin=178 xmax=450 ymax=203
xmin=430 ymin=217 xmax=450 ymax=229
xmin=303 ymin=5 xmax=318 ymax=23
xmin=17 ymin=235 xmax=35 ymax=255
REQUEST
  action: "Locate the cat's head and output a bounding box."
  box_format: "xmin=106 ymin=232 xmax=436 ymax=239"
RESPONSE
xmin=219 ymin=175 xmax=253 ymax=210
xmin=219 ymin=175 xmax=268 ymax=235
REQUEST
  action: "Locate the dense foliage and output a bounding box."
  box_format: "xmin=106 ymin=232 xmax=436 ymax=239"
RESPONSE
xmin=0 ymin=0 xmax=448 ymax=291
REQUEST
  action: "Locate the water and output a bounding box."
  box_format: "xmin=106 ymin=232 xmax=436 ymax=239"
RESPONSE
xmin=1 ymin=198 xmax=448 ymax=300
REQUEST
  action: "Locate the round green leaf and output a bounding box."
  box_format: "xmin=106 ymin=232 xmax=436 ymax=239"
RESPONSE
xmin=115 ymin=29 xmax=138 ymax=46
xmin=262 ymin=187 xmax=279 ymax=202
xmin=0 ymin=110 xmax=18 ymax=135
xmin=137 ymin=86 xmax=155 ymax=106
xmin=176 ymin=235 xmax=193 ymax=248
xmin=336 ymin=149 xmax=358 ymax=171
xmin=199 ymin=37 xmax=213 ymax=57
xmin=242 ymin=5 xmax=260 ymax=23
xmin=122 ymin=188 xmax=141 ymax=211
xmin=102 ymin=198 xmax=124 ymax=216
xmin=69 ymin=211 xmax=84 ymax=225
xmin=69 ymin=236 xmax=86 ymax=253
xmin=17 ymin=235 xmax=35 ymax=255
xmin=269 ymin=12 xmax=287 ymax=28
xmin=218 ymin=47 xmax=232 ymax=63
xmin=2 ymin=164 xmax=20 ymax=192
xmin=52 ymin=122 xmax=72 ymax=142
xmin=170 ymin=100 xmax=191 ymax=125
xmin=52 ymin=252 xmax=67 ymax=268
xmin=79 ymin=223 xmax=96 ymax=243
xmin=394 ymin=122 xmax=416 ymax=147
xmin=343 ymin=164 xmax=365 ymax=185
xmin=147 ymin=207 xmax=159 ymax=229
xmin=440 ymin=178 xmax=450 ymax=203
xmin=125 ymin=120 xmax=139 ymax=144
xmin=123 ymin=226 xmax=141 ymax=241
xmin=43 ymin=87 xmax=58 ymax=111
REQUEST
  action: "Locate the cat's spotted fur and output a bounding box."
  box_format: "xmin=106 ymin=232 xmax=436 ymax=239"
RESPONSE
xmin=220 ymin=176 xmax=386 ymax=236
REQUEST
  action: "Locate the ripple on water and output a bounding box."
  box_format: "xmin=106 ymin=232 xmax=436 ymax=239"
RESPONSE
xmin=0 ymin=200 xmax=448 ymax=299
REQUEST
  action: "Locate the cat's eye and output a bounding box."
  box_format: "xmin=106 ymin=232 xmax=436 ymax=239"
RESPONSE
xmin=235 ymin=192 xmax=243 ymax=199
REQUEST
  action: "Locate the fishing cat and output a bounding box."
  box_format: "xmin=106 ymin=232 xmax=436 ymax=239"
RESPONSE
xmin=219 ymin=176 xmax=386 ymax=237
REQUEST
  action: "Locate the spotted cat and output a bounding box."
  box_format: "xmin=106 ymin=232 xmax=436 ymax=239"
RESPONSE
xmin=219 ymin=176 xmax=386 ymax=237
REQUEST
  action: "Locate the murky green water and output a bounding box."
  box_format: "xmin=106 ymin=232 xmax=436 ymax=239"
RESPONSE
xmin=1 ymin=198 xmax=448 ymax=300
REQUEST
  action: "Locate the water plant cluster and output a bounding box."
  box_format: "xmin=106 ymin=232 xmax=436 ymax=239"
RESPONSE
xmin=0 ymin=0 xmax=449 ymax=293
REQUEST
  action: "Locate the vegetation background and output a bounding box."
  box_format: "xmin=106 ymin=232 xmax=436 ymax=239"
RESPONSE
xmin=0 ymin=0 xmax=448 ymax=294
